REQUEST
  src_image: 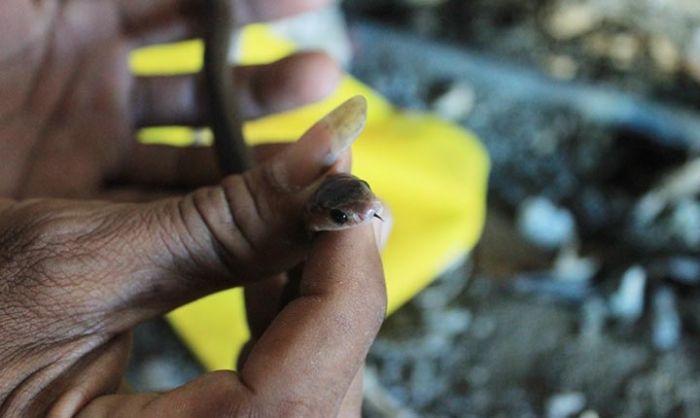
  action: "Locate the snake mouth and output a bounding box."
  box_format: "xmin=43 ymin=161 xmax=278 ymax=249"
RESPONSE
xmin=360 ymin=200 xmax=385 ymax=224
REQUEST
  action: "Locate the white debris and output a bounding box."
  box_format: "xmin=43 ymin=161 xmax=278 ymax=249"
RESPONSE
xmin=670 ymin=198 xmax=700 ymax=247
xmin=138 ymin=358 xmax=188 ymax=391
xmin=269 ymin=4 xmax=353 ymax=67
xmin=634 ymin=157 xmax=700 ymax=225
xmin=517 ymin=197 xmax=577 ymax=249
xmin=609 ymin=33 xmax=641 ymax=70
xmin=579 ymin=410 xmax=600 ymax=418
xmin=547 ymin=54 xmax=579 ymax=80
xmin=546 ymin=3 xmax=601 ymax=40
xmin=649 ymin=35 xmax=681 ymax=74
xmin=666 ymin=257 xmax=700 ymax=285
xmin=609 ymin=265 xmax=647 ymax=322
xmin=430 ymin=81 xmax=476 ymax=121
xmin=546 ymin=392 xmax=587 ymax=418
xmin=554 ymin=246 xmax=599 ymax=283
xmin=652 ymin=286 xmax=682 ymax=351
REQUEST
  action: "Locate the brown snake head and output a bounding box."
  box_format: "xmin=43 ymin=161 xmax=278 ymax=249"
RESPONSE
xmin=305 ymin=173 xmax=383 ymax=232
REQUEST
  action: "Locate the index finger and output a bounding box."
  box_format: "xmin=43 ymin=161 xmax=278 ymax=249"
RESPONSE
xmin=239 ymin=223 xmax=386 ymax=415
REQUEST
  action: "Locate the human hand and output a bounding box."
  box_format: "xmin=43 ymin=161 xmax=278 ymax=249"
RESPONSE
xmin=0 ymin=104 xmax=387 ymax=417
xmin=0 ymin=0 xmax=339 ymax=199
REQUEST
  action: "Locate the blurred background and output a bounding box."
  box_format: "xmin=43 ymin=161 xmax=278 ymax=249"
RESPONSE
xmin=129 ymin=1 xmax=700 ymax=417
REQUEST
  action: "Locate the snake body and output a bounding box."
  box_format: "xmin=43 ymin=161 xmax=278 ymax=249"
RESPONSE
xmin=203 ymin=0 xmax=250 ymax=175
xmin=203 ymin=1 xmax=382 ymax=231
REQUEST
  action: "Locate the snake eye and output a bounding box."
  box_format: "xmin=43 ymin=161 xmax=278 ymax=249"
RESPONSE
xmin=330 ymin=209 xmax=349 ymax=225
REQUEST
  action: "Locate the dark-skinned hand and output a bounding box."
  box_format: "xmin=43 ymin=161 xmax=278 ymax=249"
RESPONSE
xmin=1 ymin=0 xmax=340 ymax=199
xmin=0 ymin=0 xmax=387 ymax=417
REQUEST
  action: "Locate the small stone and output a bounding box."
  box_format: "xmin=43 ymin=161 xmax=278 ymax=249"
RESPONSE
xmin=609 ymin=265 xmax=647 ymax=322
xmin=547 ymin=54 xmax=579 ymax=80
xmin=652 ymin=286 xmax=682 ymax=351
xmin=546 ymin=3 xmax=601 ymax=40
xmin=429 ymin=81 xmax=476 ymax=121
xmin=649 ymin=35 xmax=681 ymax=74
xmin=517 ymin=197 xmax=577 ymax=249
xmin=546 ymin=392 xmax=586 ymax=418
xmin=554 ymin=246 xmax=599 ymax=283
xmin=666 ymin=257 xmax=700 ymax=285
xmin=579 ymin=410 xmax=600 ymax=418
xmin=670 ymin=198 xmax=700 ymax=247
xmin=609 ymin=33 xmax=641 ymax=70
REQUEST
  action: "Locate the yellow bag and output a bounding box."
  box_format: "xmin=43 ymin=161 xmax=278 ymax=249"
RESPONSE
xmin=131 ymin=25 xmax=489 ymax=371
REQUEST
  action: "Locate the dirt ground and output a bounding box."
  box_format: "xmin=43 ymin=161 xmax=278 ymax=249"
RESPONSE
xmin=346 ymin=1 xmax=700 ymax=417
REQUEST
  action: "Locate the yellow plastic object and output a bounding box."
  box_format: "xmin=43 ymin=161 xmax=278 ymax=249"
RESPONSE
xmin=131 ymin=25 xmax=489 ymax=372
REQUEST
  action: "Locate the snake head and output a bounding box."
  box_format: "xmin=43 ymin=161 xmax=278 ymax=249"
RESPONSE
xmin=305 ymin=173 xmax=383 ymax=232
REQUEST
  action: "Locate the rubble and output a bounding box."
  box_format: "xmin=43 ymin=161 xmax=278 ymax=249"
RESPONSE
xmin=609 ymin=266 xmax=647 ymax=323
xmin=547 ymin=54 xmax=579 ymax=80
xmin=545 ymin=392 xmax=587 ymax=418
xmin=347 ymin=11 xmax=700 ymax=415
xmin=608 ymin=34 xmax=641 ymax=70
xmin=545 ymin=3 xmax=601 ymax=40
xmin=649 ymin=35 xmax=681 ymax=74
xmin=517 ymin=197 xmax=576 ymax=250
xmin=656 ymin=256 xmax=700 ymax=286
xmin=429 ymin=81 xmax=476 ymax=121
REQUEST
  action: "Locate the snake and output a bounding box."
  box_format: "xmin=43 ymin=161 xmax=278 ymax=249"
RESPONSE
xmin=202 ymin=0 xmax=382 ymax=232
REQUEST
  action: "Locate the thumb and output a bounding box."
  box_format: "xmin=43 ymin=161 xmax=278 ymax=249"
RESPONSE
xmin=0 ymin=97 xmax=369 ymax=339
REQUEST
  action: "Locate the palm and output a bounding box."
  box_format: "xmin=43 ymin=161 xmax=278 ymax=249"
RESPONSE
xmin=1 ymin=0 xmax=132 ymax=198
xmin=0 ymin=0 xmax=365 ymax=415
xmin=0 ymin=0 xmax=340 ymax=200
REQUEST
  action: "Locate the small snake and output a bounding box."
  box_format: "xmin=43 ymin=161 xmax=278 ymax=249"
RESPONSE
xmin=202 ymin=0 xmax=382 ymax=231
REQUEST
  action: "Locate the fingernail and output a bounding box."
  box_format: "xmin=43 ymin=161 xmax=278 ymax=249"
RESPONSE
xmin=321 ymin=96 xmax=368 ymax=165
xmin=279 ymin=96 xmax=368 ymax=189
